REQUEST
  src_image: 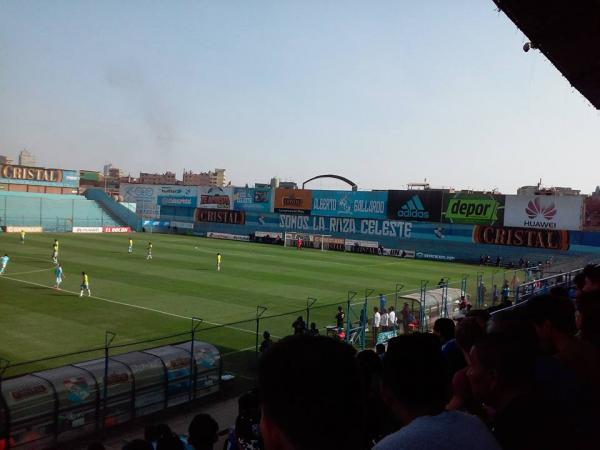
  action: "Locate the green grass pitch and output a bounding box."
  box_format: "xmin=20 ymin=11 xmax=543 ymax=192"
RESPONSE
xmin=0 ymin=232 xmax=504 ymax=377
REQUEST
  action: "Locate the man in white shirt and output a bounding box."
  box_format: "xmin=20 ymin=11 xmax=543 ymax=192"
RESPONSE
xmin=380 ymin=309 xmax=389 ymax=332
xmin=372 ymin=307 xmax=381 ymax=346
xmin=375 ymin=334 xmax=500 ymax=450
xmin=388 ymin=306 xmax=397 ymax=331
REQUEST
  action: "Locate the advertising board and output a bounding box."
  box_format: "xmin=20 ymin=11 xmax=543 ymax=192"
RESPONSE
xmin=120 ymin=184 xmax=197 ymax=218
xmin=274 ymin=189 xmax=312 ymax=215
xmin=72 ymin=227 xmax=103 ymax=233
xmin=195 ymin=209 xmax=245 ymax=225
xmin=387 ymin=190 xmax=444 ymax=222
xmin=0 ymin=165 xmax=80 ymax=188
xmin=503 ymin=195 xmax=582 ymax=231
xmin=170 ymin=221 xmax=194 ymax=229
xmin=206 ymin=232 xmax=250 ymax=241
xmin=233 ymin=188 xmax=272 ymax=212
xmin=157 ymin=196 xmax=197 ymax=207
xmin=4 ymin=226 xmax=43 ymax=233
xmin=277 ymin=215 xmax=412 ymax=238
xmin=311 ymin=190 xmax=387 ymax=219
xmin=197 ymin=187 xmax=234 ymax=210
xmin=442 ymin=192 xmax=505 ymax=225
xmin=103 ymin=226 xmax=132 ymax=233
xmin=473 ymin=225 xmax=569 ymax=250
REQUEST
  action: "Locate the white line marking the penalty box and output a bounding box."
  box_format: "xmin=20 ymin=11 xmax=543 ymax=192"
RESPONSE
xmin=0 ymin=275 xmax=263 ymax=337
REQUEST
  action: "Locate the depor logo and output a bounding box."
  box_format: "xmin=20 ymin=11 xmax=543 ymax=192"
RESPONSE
xmin=445 ymin=198 xmax=499 ymax=224
xmin=397 ymin=195 xmax=429 ymax=219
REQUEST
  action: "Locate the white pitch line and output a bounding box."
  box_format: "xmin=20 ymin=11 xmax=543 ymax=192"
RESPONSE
xmin=0 ymin=275 xmax=263 ymax=337
xmin=4 ymin=267 xmax=55 ymax=276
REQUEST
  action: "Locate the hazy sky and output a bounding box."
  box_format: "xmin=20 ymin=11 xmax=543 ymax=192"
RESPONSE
xmin=1 ymin=1 xmax=598 ymax=193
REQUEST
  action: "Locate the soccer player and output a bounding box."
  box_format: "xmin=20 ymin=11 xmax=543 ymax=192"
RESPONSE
xmin=297 ymin=237 xmax=302 ymax=250
xmin=128 ymin=236 xmax=133 ymax=254
xmin=146 ymin=242 xmax=153 ymax=260
xmin=20 ymin=230 xmax=25 ymax=244
xmin=51 ymin=239 xmax=59 ymax=263
xmin=0 ymin=254 xmax=9 ymax=275
xmin=79 ymin=271 xmax=91 ymax=297
xmin=216 ymin=253 xmax=222 ymax=272
xmin=54 ymin=264 xmax=64 ymax=289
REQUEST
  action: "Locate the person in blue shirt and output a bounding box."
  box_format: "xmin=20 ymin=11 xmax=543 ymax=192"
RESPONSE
xmin=379 ymin=293 xmax=387 ymax=311
xmin=54 ymin=264 xmax=64 ymax=289
xmin=0 ymin=254 xmax=9 ymax=274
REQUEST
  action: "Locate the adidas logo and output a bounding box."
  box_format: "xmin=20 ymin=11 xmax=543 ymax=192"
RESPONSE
xmin=397 ymin=195 xmax=429 ymax=219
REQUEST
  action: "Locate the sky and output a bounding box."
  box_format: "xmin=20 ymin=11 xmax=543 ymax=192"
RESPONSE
xmin=1 ymin=0 xmax=599 ymax=194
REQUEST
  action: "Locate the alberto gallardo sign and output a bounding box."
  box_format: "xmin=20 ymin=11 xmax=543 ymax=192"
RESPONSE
xmin=473 ymin=225 xmax=569 ymax=250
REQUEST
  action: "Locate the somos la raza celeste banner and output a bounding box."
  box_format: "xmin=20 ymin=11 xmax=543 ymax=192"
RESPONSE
xmin=311 ymin=190 xmax=387 ymax=219
xmin=278 ymin=215 xmax=412 ymax=238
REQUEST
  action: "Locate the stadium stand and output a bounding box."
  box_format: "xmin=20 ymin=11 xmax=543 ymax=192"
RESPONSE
xmin=84 ymin=188 xmax=141 ymax=231
xmin=0 ymin=191 xmax=122 ymax=231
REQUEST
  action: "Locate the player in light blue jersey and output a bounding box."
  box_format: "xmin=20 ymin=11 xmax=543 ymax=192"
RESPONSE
xmin=0 ymin=254 xmax=9 ymax=275
xmin=54 ymin=264 xmax=64 ymax=289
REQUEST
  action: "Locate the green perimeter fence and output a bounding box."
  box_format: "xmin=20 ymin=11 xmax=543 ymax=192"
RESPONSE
xmin=0 ymin=267 xmax=536 ymax=382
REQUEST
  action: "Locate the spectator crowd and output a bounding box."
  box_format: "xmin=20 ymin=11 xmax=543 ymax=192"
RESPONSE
xmin=92 ymin=264 xmax=600 ymax=450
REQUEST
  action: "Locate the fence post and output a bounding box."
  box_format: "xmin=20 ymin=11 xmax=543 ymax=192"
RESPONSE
xmin=476 ymin=272 xmax=484 ymax=307
xmin=442 ymin=280 xmax=449 ymax=318
xmin=419 ymin=280 xmax=428 ymax=332
xmin=103 ymin=331 xmax=116 ymax=429
xmin=189 ymin=317 xmax=203 ymax=401
xmin=255 ymin=306 xmax=267 ymax=354
xmin=346 ymin=291 xmax=357 ymax=344
xmin=360 ymin=299 xmax=368 ymax=349
xmin=306 ymin=297 xmax=317 ymax=331
xmin=0 ymin=358 xmax=9 ymax=449
xmin=394 ymin=283 xmax=404 ymax=332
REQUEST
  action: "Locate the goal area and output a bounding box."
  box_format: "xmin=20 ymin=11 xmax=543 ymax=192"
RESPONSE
xmin=283 ymin=232 xmax=337 ymax=251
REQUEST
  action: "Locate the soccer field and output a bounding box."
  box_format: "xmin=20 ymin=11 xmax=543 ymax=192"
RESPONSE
xmin=0 ymin=232 xmax=503 ymax=377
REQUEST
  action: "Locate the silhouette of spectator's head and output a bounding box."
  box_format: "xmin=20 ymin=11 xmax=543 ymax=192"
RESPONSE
xmin=188 ymin=414 xmax=219 ymax=450
xmin=259 ymin=335 xmax=364 ymax=450
xmin=381 ymin=334 xmax=448 ymax=424
xmin=433 ymin=318 xmax=455 ymax=344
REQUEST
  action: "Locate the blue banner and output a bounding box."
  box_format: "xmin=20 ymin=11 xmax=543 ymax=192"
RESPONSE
xmin=157 ymin=196 xmax=197 ymax=207
xmin=233 ymin=188 xmax=272 ymax=212
xmin=311 ymin=190 xmax=387 ymax=219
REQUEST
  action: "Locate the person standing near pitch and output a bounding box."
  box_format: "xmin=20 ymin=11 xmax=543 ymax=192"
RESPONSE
xmin=128 ymin=236 xmax=133 ymax=254
xmin=146 ymin=241 xmax=153 ymax=260
xmin=54 ymin=264 xmax=64 ymax=289
xmin=20 ymin=230 xmax=25 ymax=244
xmin=216 ymin=253 xmax=222 ymax=271
xmin=79 ymin=271 xmax=91 ymax=297
xmin=0 ymin=254 xmax=9 ymax=275
xmin=51 ymin=239 xmax=59 ymax=263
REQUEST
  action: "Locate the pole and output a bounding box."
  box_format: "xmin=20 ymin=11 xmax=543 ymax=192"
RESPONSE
xmin=346 ymin=291 xmax=357 ymax=344
xmin=419 ymin=280 xmax=428 ymax=332
xmin=306 ymin=297 xmax=317 ymax=330
xmin=103 ymin=331 xmax=116 ymax=429
xmin=189 ymin=317 xmax=203 ymax=401
xmin=255 ymin=306 xmax=267 ymax=354
xmin=442 ymin=279 xmax=449 ymax=318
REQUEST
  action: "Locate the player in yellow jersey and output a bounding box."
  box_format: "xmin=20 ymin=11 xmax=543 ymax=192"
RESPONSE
xmin=20 ymin=230 xmax=25 ymax=244
xmin=52 ymin=239 xmax=59 ymax=263
xmin=146 ymin=242 xmax=153 ymax=260
xmin=128 ymin=237 xmax=133 ymax=254
xmin=79 ymin=271 xmax=91 ymax=297
xmin=216 ymin=253 xmax=222 ymax=272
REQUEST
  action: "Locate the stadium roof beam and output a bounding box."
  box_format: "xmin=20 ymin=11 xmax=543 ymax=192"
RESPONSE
xmin=302 ymin=174 xmax=358 ymax=191
xmin=493 ymin=0 xmax=600 ymax=109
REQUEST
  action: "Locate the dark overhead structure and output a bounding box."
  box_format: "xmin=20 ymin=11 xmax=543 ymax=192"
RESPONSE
xmin=302 ymin=174 xmax=358 ymax=191
xmin=493 ymin=0 xmax=600 ymax=109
